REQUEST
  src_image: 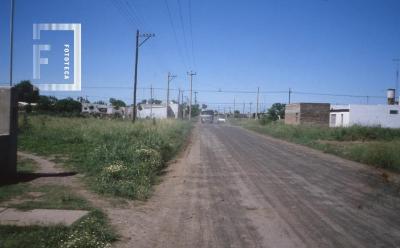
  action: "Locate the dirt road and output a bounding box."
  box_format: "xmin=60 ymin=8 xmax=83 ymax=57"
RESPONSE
xmin=112 ymin=124 xmax=400 ymax=248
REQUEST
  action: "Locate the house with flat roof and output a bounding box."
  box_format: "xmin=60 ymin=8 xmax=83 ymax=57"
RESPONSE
xmin=330 ymin=104 xmax=400 ymax=128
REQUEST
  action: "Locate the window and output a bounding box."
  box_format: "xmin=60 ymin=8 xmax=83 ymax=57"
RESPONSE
xmin=330 ymin=114 xmax=336 ymax=126
xmin=390 ymin=110 xmax=398 ymax=114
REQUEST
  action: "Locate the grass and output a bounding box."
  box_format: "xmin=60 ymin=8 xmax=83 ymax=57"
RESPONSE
xmin=0 ymin=210 xmax=117 ymax=248
xmin=17 ymin=156 xmax=39 ymax=173
xmin=0 ymin=157 xmax=39 ymax=203
xmin=18 ymin=115 xmax=191 ymax=199
xmin=0 ymin=185 xmax=115 ymax=248
xmin=7 ymin=185 xmax=91 ymax=210
xmin=0 ymin=179 xmax=116 ymax=248
xmin=1 ymin=130 xmax=117 ymax=248
xmin=233 ymin=119 xmax=400 ymax=171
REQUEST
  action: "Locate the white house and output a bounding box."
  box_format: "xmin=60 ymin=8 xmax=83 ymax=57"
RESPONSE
xmin=81 ymin=103 xmax=125 ymax=116
xmin=137 ymin=102 xmax=179 ymax=119
xmin=330 ymin=104 xmax=400 ymax=128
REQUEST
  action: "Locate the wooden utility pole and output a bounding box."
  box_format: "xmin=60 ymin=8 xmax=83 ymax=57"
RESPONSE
xmin=181 ymin=90 xmax=184 ymax=119
xmin=188 ymin=71 xmax=196 ymax=120
xmin=150 ymin=85 xmax=153 ymax=117
xmin=167 ymin=72 xmax=176 ymax=118
xmin=233 ymin=96 xmax=236 ymax=116
xmin=249 ymin=102 xmax=252 ymax=118
xmin=177 ymin=88 xmax=181 ymax=118
xmin=256 ymin=87 xmax=260 ymax=119
xmin=132 ymin=30 xmax=155 ymax=122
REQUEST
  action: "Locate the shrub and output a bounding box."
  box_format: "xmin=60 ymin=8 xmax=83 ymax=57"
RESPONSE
xmin=18 ymin=116 xmax=191 ymax=199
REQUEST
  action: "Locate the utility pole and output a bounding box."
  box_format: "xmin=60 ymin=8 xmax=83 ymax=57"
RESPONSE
xmin=233 ymin=96 xmax=236 ymax=116
xmin=132 ymin=30 xmax=155 ymax=123
xmin=181 ymin=90 xmax=184 ymax=119
xmin=242 ymin=102 xmax=245 ymax=116
xmin=9 ymin=0 xmax=15 ymax=86
xmin=194 ymin=91 xmax=198 ymax=104
xmin=249 ymin=102 xmax=252 ymax=118
xmin=150 ymin=85 xmax=153 ymax=118
xmin=167 ymin=72 xmax=177 ymax=118
xmin=288 ymin=88 xmax=292 ymax=104
xmin=188 ymin=71 xmax=196 ymax=120
xmin=256 ymin=87 xmax=259 ymax=119
xmin=393 ymin=58 xmax=400 ymax=100
xmin=177 ymin=88 xmax=181 ymax=119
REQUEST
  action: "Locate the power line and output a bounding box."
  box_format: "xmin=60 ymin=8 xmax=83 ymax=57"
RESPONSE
xmin=79 ymin=85 xmax=387 ymax=99
xmin=109 ymin=0 xmax=138 ymax=27
xmin=292 ymin=91 xmax=386 ymax=99
xmin=176 ymin=0 xmax=191 ymax=68
xmin=164 ymin=0 xmax=189 ymax=71
xmin=188 ymin=0 xmax=196 ymax=69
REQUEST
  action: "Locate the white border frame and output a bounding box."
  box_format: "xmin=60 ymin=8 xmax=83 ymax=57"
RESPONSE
xmin=33 ymin=23 xmax=81 ymax=91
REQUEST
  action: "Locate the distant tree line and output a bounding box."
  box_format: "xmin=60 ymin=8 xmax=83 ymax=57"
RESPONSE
xmin=14 ymin=80 xmax=127 ymax=115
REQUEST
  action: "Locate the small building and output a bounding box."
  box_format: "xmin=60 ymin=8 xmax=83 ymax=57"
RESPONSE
xmin=285 ymin=103 xmax=330 ymax=126
xmin=137 ymin=102 xmax=179 ymax=119
xmin=81 ymin=103 xmax=125 ymax=117
xmin=330 ymin=104 xmax=400 ymax=128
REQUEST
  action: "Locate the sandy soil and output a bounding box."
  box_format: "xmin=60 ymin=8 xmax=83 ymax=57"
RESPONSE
xmin=109 ymin=124 xmax=400 ymax=248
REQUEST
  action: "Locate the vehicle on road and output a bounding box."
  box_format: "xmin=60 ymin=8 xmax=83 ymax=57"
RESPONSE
xmin=217 ymin=117 xmax=226 ymax=123
xmin=200 ymin=110 xmax=214 ymax=123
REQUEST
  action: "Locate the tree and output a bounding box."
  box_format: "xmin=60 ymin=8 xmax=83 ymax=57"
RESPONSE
xmin=148 ymin=99 xmax=162 ymax=105
xmin=234 ymin=110 xmax=240 ymax=118
xmin=109 ymin=98 xmax=126 ymax=109
xmin=93 ymin=100 xmax=107 ymax=105
xmin=202 ymin=104 xmax=207 ymax=109
xmin=14 ymin=80 xmax=39 ymax=103
xmin=266 ymin=103 xmax=286 ymax=121
xmin=191 ymin=104 xmax=200 ymax=117
xmin=37 ymin=95 xmax=58 ymax=112
xmin=54 ymin=97 xmax=82 ymax=113
xmin=77 ymin=97 xmax=90 ymax=103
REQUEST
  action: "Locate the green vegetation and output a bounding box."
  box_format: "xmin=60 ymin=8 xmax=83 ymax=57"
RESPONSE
xmin=18 ymin=115 xmax=191 ymax=199
xmin=234 ymin=119 xmax=400 ymax=171
xmin=7 ymin=185 xmax=91 ymax=211
xmin=17 ymin=156 xmax=39 ymax=173
xmin=0 ymin=154 xmax=116 ymax=248
xmin=0 ymin=210 xmax=116 ymax=248
xmin=0 ymin=157 xmax=39 ymax=202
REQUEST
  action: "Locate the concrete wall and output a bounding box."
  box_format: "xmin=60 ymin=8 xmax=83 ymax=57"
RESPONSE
xmin=0 ymin=88 xmax=11 ymax=135
xmin=0 ymin=87 xmax=18 ymax=179
xmin=330 ymin=112 xmax=350 ymax=127
xmin=331 ymin=104 xmax=400 ymax=128
xmin=285 ymin=103 xmax=330 ymax=126
xmin=137 ymin=103 xmax=179 ymax=119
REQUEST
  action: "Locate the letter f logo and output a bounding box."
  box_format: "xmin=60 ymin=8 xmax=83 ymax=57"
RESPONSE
xmin=33 ymin=44 xmax=50 ymax=79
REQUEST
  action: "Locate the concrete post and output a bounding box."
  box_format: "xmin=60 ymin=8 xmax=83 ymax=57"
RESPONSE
xmin=0 ymin=87 xmax=18 ymax=180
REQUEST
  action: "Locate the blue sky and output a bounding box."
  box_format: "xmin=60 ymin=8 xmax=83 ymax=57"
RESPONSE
xmin=1 ymin=0 xmax=400 ymax=112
